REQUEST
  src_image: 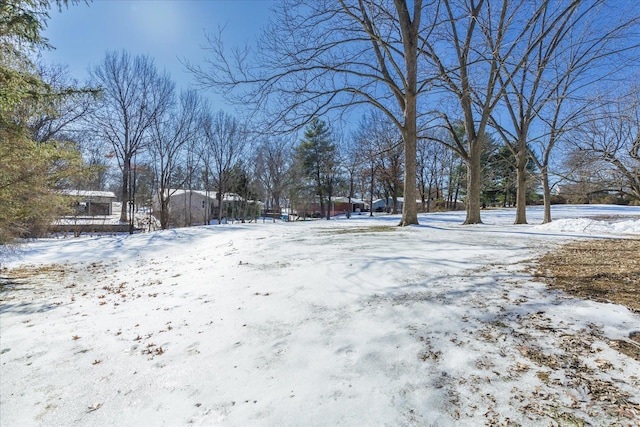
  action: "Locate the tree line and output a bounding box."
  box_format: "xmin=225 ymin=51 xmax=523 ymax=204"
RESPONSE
xmin=1 ymin=0 xmax=639 ymax=243
xmin=190 ymin=0 xmax=640 ymax=226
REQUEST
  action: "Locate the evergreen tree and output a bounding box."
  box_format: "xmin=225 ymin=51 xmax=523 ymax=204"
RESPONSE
xmin=296 ymin=118 xmax=336 ymax=218
xmin=483 ymin=145 xmax=537 ymax=208
xmin=1 ymin=0 xmax=90 ymax=243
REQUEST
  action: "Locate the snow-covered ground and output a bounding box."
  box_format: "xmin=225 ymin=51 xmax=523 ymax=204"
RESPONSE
xmin=1 ymin=205 xmax=639 ymax=426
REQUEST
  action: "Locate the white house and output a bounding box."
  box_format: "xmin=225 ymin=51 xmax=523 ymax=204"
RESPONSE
xmin=372 ymin=197 xmax=404 ymax=213
xmin=155 ymin=190 xmax=262 ymax=227
xmin=156 ymin=190 xmax=214 ymax=226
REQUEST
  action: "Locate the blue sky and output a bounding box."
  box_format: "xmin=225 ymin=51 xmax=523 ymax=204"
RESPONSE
xmin=42 ymin=0 xmax=274 ymax=94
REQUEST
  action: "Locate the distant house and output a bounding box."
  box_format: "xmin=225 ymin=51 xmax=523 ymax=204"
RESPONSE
xmin=294 ymin=196 xmax=368 ymax=218
xmin=331 ymin=197 xmax=367 ymax=215
xmin=372 ymin=197 xmax=423 ymax=213
xmin=156 ymin=190 xmax=262 ymax=227
xmin=158 ymin=190 xmax=215 ymax=226
xmin=49 ymin=190 xmax=121 ymax=235
xmin=372 ymin=197 xmax=403 ymax=213
xmin=62 ymin=190 xmax=116 ymax=216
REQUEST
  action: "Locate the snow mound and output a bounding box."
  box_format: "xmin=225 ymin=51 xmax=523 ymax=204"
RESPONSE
xmin=535 ymin=217 xmax=640 ymax=234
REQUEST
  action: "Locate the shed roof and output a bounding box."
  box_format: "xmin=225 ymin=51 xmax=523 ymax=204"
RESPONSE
xmin=62 ymin=190 xmax=117 ymax=199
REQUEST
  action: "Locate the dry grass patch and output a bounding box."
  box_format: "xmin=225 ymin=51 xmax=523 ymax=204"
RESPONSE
xmin=536 ymin=238 xmax=640 ymax=361
xmin=536 ymin=238 xmax=640 ymax=312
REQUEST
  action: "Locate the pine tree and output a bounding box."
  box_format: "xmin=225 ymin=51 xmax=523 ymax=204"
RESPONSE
xmin=0 ymin=0 xmax=89 ymax=243
xmin=296 ymin=118 xmax=336 ymax=218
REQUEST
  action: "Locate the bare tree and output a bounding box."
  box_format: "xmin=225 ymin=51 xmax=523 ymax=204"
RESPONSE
xmin=90 ymin=51 xmax=174 ymax=223
xmin=254 ymin=137 xmax=294 ymax=217
xmin=340 ymin=135 xmax=363 ymax=218
xmin=527 ymin=73 xmax=595 ymax=222
xmin=22 ymin=62 xmax=97 ymax=144
xmin=569 ymin=87 xmax=640 ymax=201
xmin=201 ymin=110 xmax=246 ymax=224
xmin=150 ymin=90 xmax=202 ymax=229
xmin=418 ymin=128 xmax=462 ymax=212
xmin=367 ymin=112 xmax=404 ymax=213
xmin=18 ymin=62 xmax=104 ymax=192
xmin=416 ymin=136 xmax=433 ymax=212
xmin=181 ymin=125 xmax=205 ymax=227
xmin=489 ymin=0 xmax=639 ymax=223
xmin=353 ymin=115 xmax=380 ymax=217
xmin=188 ymin=0 xmax=440 ymax=226
xmin=420 ymin=1 xmax=585 ymax=224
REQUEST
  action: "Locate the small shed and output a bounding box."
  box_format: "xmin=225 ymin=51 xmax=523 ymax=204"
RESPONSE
xmin=63 ymin=190 xmax=116 ymax=216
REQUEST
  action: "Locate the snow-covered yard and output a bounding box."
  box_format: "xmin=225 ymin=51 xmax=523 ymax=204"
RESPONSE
xmin=1 ymin=205 xmax=639 ymax=426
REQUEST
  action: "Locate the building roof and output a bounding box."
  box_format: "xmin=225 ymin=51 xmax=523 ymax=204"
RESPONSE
xmin=166 ymin=189 xmax=252 ymax=202
xmin=332 ymin=196 xmax=367 ymax=204
xmin=62 ymin=190 xmax=117 ymax=199
xmin=373 ymin=197 xmax=422 ymax=205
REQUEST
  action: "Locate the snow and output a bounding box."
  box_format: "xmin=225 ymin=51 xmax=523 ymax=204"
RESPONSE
xmin=536 ymin=217 xmax=640 ymax=234
xmin=1 ymin=204 xmax=639 ymax=426
xmin=61 ymin=190 xmax=117 ymax=199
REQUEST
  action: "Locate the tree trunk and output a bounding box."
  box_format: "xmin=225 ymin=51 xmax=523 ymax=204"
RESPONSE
xmin=128 ymin=160 xmax=136 ymax=234
xmin=120 ymin=159 xmax=130 ymax=223
xmin=398 ymin=87 xmax=418 ymax=224
xmin=273 ymin=190 xmax=281 ymax=216
xmin=400 ymin=130 xmax=418 ymax=226
xmin=514 ymin=144 xmax=528 ymax=224
xmin=186 ymin=189 xmax=192 ymax=227
xmin=396 ymin=0 xmax=419 ymax=226
xmin=318 ymin=188 xmax=325 ymax=218
xmin=464 ymin=139 xmax=482 ymax=224
xmin=347 ymin=174 xmax=354 ymax=219
xmin=160 ymin=197 xmax=170 ymax=229
xmin=369 ymin=162 xmax=375 ymax=217
xmin=325 ymin=176 xmax=332 ymax=220
xmin=540 ymin=166 xmax=552 ymax=224
xmin=453 ymin=179 xmax=460 ymax=211
xmin=217 ymin=190 xmax=223 ymax=224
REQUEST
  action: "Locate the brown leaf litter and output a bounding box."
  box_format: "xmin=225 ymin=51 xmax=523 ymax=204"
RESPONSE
xmin=535 ymin=238 xmax=640 ymax=361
